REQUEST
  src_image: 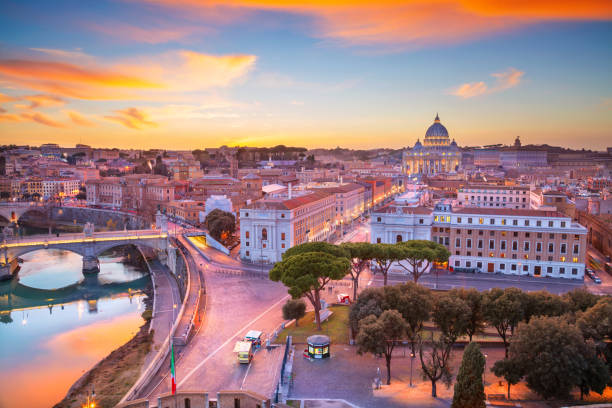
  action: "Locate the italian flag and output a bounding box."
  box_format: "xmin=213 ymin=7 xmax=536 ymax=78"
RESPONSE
xmin=170 ymin=340 xmax=176 ymax=395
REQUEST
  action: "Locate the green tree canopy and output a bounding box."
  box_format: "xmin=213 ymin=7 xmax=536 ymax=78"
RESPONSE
xmin=396 ymin=282 xmax=432 ymax=354
xmin=205 ymin=209 xmax=236 ymax=244
xmin=508 ymin=316 xmax=609 ymax=400
xmin=524 ymin=290 xmax=569 ymax=322
xmin=491 ymin=358 xmax=524 ymax=400
xmin=282 ymin=299 xmax=306 ymax=326
xmin=396 ymin=240 xmax=450 ymax=283
xmin=448 ymin=288 xmax=485 ymax=342
xmin=451 ymin=342 xmax=486 ymax=408
xmin=270 ymin=250 xmax=350 ymax=330
xmin=432 ymin=293 xmax=470 ymax=345
xmin=483 ymin=287 xmax=528 ymax=358
xmin=356 ymin=310 xmax=405 ymax=385
xmin=563 ymin=288 xmax=600 ymax=313
xmin=282 ymin=241 xmax=348 ymax=260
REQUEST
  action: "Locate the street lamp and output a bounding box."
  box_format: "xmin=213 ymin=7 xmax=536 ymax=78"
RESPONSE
xmin=410 ymin=351 xmax=415 ymax=387
xmin=483 ymin=353 xmax=488 ymax=386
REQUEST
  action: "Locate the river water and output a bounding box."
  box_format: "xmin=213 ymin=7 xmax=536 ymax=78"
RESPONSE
xmin=0 ymin=249 xmax=150 ymax=408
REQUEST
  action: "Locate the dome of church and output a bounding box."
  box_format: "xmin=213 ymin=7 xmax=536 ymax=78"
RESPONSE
xmin=413 ymin=139 xmax=423 ymax=150
xmin=425 ymin=114 xmax=449 ymax=138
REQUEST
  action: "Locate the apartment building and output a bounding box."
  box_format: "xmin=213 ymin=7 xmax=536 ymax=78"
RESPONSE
xmin=432 ymin=204 xmax=587 ymax=279
xmin=370 ymin=203 xmax=432 ymax=244
xmin=310 ymin=183 xmax=365 ymax=225
xmin=457 ymin=184 xmax=531 ymax=209
xmin=239 ymin=191 xmax=335 ymax=263
xmin=86 ymin=175 xmax=175 ymax=211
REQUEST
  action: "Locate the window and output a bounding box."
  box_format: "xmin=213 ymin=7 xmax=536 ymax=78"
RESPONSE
xmin=513 ymin=220 xmax=518 ymax=226
xmin=479 ymin=230 xmax=484 ymax=236
xmin=467 ymin=229 xmax=472 ymax=235
xmin=573 ymin=244 xmax=579 ymax=254
xmin=445 ymin=237 xmax=450 ymax=245
xmin=501 ymin=219 xmax=507 ymax=225
xmin=561 ymin=243 xmax=567 ymax=254
xmin=524 ymin=220 xmax=530 ymax=226
xmin=281 ymin=232 xmax=286 ymax=240
xmin=572 ymin=257 xmax=578 ymax=263
xmin=456 ymin=251 xmax=460 ymax=255
xmin=396 ymin=235 xmax=403 ymax=243
xmin=500 ymin=263 xmax=505 ymax=270
xmin=419 ymin=218 xmax=424 ymax=224
xmin=572 ymin=268 xmax=578 ymax=275
xmin=246 ymin=251 xmax=250 ymax=256
xmin=377 ymin=217 xmax=381 ymax=222
xmin=456 ymin=229 xmax=461 ymax=234
xmin=477 ymin=261 xmax=483 ymax=269
xmin=500 ymin=240 xmax=506 ymax=250
xmin=455 ymin=238 xmax=461 ymax=247
xmin=513 ymin=231 xmax=518 ymax=237
xmin=468 ymin=217 xmax=473 ymax=224
xmin=245 ymin=212 xmax=249 ymax=217
xmin=547 ymin=267 xmax=553 ymax=274
xmin=185 ymin=399 xmax=191 ymax=408
xmin=489 ymin=252 xmax=494 ymax=257
xmin=560 ymin=267 xmax=565 ymax=274
xmin=261 ymin=228 xmax=268 ymax=240
xmin=537 ymin=233 xmax=542 ymax=238
xmin=281 ymin=213 xmax=285 ymax=218
xmin=245 ymin=231 xmax=250 ymax=239
xmin=245 ymin=242 xmax=249 ymax=247
xmin=489 ymin=240 xmax=495 ymax=250
xmin=561 ymin=221 xmax=566 ymax=228
xmin=466 ymin=261 xmax=471 ymax=267
xmin=511 ymin=264 xmax=517 ymax=271
xmin=457 ymin=217 xmax=462 ymax=223
xmin=376 ymin=237 xmax=381 ymax=243
xmin=536 ymin=220 xmax=541 ymax=227
xmin=548 ymin=221 xmax=553 ymax=227
xmin=489 ymin=231 xmax=495 ymax=236
xmin=550 ymin=233 xmax=555 ymax=239
xmin=478 ymin=240 xmax=483 ymax=249
xmin=512 ymin=241 xmax=518 ymax=251
xmin=479 ymin=218 xmax=484 ymax=224
xmin=536 ymin=242 xmax=542 ymax=252
xmin=490 ymin=218 xmax=495 ymax=225
xmin=523 ymin=265 xmax=529 ymax=272
xmin=455 ymin=260 xmax=460 ymax=267
xmin=524 ymin=241 xmax=530 ymax=251
xmin=561 ymin=256 xmax=566 ymax=262
xmin=234 ymin=398 xmax=241 ymax=408
xmin=562 ymin=234 xmax=567 ymax=240
xmin=525 ymin=232 xmax=530 ymax=238
xmin=281 ymin=243 xmax=285 ymax=248
xmin=548 ymin=243 xmax=554 ymax=253
xmin=467 ymin=239 xmax=472 ymax=248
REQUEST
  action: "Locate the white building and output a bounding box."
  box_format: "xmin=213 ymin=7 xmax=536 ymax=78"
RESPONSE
xmin=239 ymin=191 xmax=335 ymax=263
xmin=457 ymin=184 xmax=531 ymax=209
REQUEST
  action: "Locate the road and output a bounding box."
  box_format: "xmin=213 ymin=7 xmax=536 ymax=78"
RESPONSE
xmin=139 ymin=225 xmax=289 ymax=404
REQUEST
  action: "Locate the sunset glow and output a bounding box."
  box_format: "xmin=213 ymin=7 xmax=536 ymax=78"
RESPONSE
xmin=0 ymin=0 xmax=610 ymax=149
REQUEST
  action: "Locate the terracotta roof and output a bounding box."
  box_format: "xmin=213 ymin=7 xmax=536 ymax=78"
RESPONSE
xmin=463 ymin=184 xmax=530 ymax=190
xmin=245 ymin=191 xmax=333 ymax=211
xmin=315 ymin=183 xmax=365 ymax=194
xmin=451 ymin=207 xmax=566 ymax=218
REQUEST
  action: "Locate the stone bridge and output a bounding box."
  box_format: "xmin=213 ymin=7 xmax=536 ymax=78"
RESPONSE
xmin=0 ymin=202 xmax=50 ymax=223
xmin=1 ymin=229 xmax=169 ymax=276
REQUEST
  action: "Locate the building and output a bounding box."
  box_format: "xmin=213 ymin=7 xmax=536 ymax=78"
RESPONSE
xmin=239 ymin=191 xmax=335 ymax=263
xmin=310 ymin=183 xmax=365 ymax=226
xmin=371 ymin=200 xmax=432 ymax=245
xmin=433 ymin=204 xmax=587 ymax=279
xmin=402 ymin=114 xmax=461 ymax=177
xmin=473 ymin=148 xmax=501 ymax=167
xmin=457 ymin=184 xmax=531 ymax=209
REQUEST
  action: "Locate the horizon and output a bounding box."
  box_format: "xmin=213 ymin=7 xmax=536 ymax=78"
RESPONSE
xmin=1 ymin=1 xmax=611 ymax=150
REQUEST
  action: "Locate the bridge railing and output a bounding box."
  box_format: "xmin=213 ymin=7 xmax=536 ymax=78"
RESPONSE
xmin=1 ymin=229 xmax=168 ymax=247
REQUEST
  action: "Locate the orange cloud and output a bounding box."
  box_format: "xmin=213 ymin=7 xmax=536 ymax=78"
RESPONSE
xmin=0 ymin=92 xmax=17 ymax=103
xmin=0 ymin=113 xmax=22 ymax=122
xmin=104 ymin=107 xmax=157 ymax=129
xmin=0 ymin=51 xmax=255 ymax=101
xmin=64 ymin=110 xmax=95 ymax=126
xmin=30 ymin=47 xmax=92 ymax=61
xmin=20 ymin=112 xmax=66 ymax=128
xmin=451 ymin=67 xmax=524 ymax=98
xmin=16 ymin=94 xmax=65 ymax=109
xmin=141 ymin=1 xmax=612 ymax=48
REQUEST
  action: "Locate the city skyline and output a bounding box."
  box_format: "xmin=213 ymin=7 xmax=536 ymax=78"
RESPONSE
xmin=1 ymin=1 xmax=611 ymax=150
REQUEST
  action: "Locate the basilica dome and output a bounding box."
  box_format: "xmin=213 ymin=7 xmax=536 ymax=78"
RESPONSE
xmin=425 ymin=113 xmax=449 ymax=137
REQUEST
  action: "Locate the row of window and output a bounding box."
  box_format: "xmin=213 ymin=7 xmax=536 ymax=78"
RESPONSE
xmin=454 ymin=260 xmax=580 ymax=275
xmin=452 ymin=238 xmax=579 ymax=254
xmin=468 ymin=195 xmax=527 ymax=203
xmin=434 ymin=215 xmax=569 ymax=228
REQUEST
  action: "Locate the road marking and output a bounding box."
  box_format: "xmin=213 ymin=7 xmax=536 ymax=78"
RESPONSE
xmin=177 ymin=293 xmax=290 ymax=387
xmin=240 ymin=361 xmax=253 ymax=390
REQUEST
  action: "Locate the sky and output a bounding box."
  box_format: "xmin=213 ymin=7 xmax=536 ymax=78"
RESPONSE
xmin=0 ymin=0 xmax=611 ymax=150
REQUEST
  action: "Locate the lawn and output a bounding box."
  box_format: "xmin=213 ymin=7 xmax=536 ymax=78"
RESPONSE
xmin=276 ymin=304 xmax=350 ymax=345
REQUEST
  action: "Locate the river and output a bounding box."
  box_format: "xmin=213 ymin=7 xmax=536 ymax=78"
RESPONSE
xmin=0 ymin=249 xmax=150 ymax=408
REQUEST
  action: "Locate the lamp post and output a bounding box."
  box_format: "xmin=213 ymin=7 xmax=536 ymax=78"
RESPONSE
xmin=410 ymin=351 xmax=415 ymax=387
xmin=483 ymin=353 xmax=488 ymax=386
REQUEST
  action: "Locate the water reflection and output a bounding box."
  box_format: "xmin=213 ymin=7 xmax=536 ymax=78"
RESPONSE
xmin=0 ymin=248 xmax=149 ymax=408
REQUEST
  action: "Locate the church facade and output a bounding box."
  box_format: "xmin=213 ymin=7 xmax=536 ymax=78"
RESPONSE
xmin=402 ymin=114 xmax=461 ymax=176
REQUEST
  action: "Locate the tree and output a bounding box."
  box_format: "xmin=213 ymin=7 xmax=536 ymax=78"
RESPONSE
xmin=451 ymin=342 xmax=486 ymax=408
xmin=349 ymin=286 xmax=385 ymax=336
xmin=270 ymin=250 xmax=350 ymax=330
xmin=396 ymin=282 xmax=432 ymax=354
xmin=564 ymin=287 xmax=600 ymax=313
xmin=370 ymin=243 xmax=403 ymax=286
xmin=432 ymin=293 xmax=470 ymax=345
xmin=396 ymin=240 xmax=450 ymax=283
xmin=449 ymin=288 xmax=485 ymax=342
xmin=507 ymin=316 xmax=608 ymax=400
xmin=356 ymin=310 xmax=405 ymax=385
xmin=578 ymin=297 xmax=612 ymax=373
xmin=205 ymin=209 xmax=236 ymax=244
xmin=419 ymin=333 xmax=453 ymax=398
xmin=483 ymin=288 xmax=527 ymax=358
xmin=524 ymin=290 xmax=569 ymax=322
xmin=282 ymin=241 xmax=347 ymax=260
xmin=340 ymin=242 xmax=376 ymax=301
xmin=282 ymin=299 xmax=306 ymax=326
xmin=491 ymin=358 xmax=523 ymax=400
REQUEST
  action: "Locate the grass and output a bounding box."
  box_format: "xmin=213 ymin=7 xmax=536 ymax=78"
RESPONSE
xmin=285 ymin=400 xmax=301 ymax=407
xmin=276 ymin=304 xmax=350 ymax=345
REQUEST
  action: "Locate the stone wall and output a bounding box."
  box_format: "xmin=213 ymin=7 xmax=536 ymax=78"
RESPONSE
xmin=51 ymin=207 xmax=148 ymax=230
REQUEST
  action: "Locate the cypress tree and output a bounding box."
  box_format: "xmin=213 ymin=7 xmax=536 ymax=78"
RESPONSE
xmin=451 ymin=342 xmax=486 ymax=408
